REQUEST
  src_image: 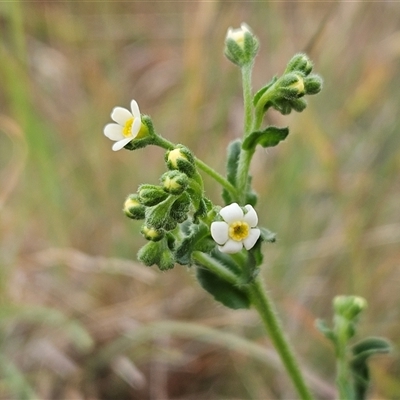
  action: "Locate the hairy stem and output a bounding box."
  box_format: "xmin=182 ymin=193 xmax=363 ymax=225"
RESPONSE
xmin=247 ymin=276 xmax=315 ymax=400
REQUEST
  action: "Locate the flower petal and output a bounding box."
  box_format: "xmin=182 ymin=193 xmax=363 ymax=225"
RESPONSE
xmin=112 ymin=137 xmax=133 ymax=151
xmin=243 ymin=228 xmax=260 ymax=250
xmin=131 ymin=117 xmax=141 ymax=138
xmin=219 ymin=203 xmax=243 ymax=224
xmin=104 ymin=123 xmax=124 ymax=140
xmin=219 ymin=239 xmax=243 ymax=254
xmin=210 ymin=221 xmax=229 ymax=245
xmin=243 ymin=204 xmax=258 ymax=227
xmin=130 ymin=100 xmax=140 ymax=118
xmin=111 ymin=107 xmax=132 ymax=125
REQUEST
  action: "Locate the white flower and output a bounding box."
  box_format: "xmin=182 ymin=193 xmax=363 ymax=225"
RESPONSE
xmin=104 ymin=99 xmax=142 ymax=151
xmin=226 ymin=23 xmax=251 ymax=49
xmin=211 ymin=203 xmax=261 ymax=254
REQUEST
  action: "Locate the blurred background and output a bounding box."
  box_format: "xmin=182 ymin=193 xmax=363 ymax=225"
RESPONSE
xmin=1 ymin=1 xmax=399 ymax=399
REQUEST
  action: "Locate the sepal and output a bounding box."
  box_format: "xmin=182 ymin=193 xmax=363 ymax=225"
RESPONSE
xmin=123 ymin=115 xmax=156 ymax=151
xmin=161 ymin=170 xmax=189 ymax=195
xmin=138 ymin=184 xmax=168 ymax=206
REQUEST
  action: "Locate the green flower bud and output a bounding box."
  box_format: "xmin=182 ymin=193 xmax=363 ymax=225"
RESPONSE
xmin=165 ymin=145 xmax=196 ymax=177
xmin=138 ymin=184 xmax=168 ymax=206
xmin=123 ymin=194 xmax=145 ymax=220
xmin=290 ymin=98 xmax=307 ymax=113
xmin=137 ymin=241 xmax=161 ymax=266
xmin=304 ymin=74 xmax=323 ymax=95
xmin=141 ymin=224 xmax=164 ymax=242
xmin=224 ymin=23 xmax=259 ymax=67
xmin=158 ymin=249 xmax=175 ymax=271
xmin=284 ymin=53 xmax=313 ymax=76
xmin=278 ymin=73 xmax=306 ymax=100
xmin=137 ymin=238 xmax=175 ymax=271
xmin=161 ymin=171 xmax=189 ymax=195
xmin=334 ymin=295 xmax=367 ymax=321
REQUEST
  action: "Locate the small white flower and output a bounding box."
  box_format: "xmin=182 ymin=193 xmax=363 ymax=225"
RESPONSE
xmin=211 ymin=203 xmax=261 ymax=254
xmin=226 ymin=23 xmax=251 ymax=49
xmin=104 ymin=99 xmax=142 ymax=151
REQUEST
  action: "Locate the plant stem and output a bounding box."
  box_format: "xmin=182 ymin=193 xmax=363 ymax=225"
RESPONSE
xmin=192 ymin=251 xmax=239 ymax=285
xmin=194 ymin=157 xmax=239 ymax=199
xmin=247 ymin=275 xmax=315 ymax=400
xmin=335 ymin=318 xmax=354 ymax=400
xmin=242 ymin=64 xmax=254 ymax=137
xmin=235 ymin=64 xmax=255 ymax=203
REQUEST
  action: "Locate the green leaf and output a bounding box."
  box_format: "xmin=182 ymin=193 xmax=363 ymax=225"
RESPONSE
xmin=315 ymin=319 xmax=336 ymax=343
xmin=351 ymin=337 xmax=392 ymax=361
xmin=222 ymin=140 xmax=241 ymax=205
xmin=175 ymin=223 xmax=214 ymax=266
xmin=242 ymin=126 xmax=289 ymax=151
xmin=350 ymin=337 xmax=392 ymax=400
xmin=196 ymin=266 xmax=250 ymax=310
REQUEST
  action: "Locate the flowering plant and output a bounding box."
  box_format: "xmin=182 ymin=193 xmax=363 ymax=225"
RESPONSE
xmin=103 ymin=24 xmax=390 ymax=400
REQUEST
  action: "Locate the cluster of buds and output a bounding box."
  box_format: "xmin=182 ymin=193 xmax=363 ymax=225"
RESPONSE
xmin=122 ymin=145 xmax=210 ymax=270
xmin=254 ymin=53 xmax=323 ymax=116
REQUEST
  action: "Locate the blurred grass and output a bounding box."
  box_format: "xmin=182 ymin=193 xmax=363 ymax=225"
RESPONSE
xmin=1 ymin=1 xmax=400 ymax=399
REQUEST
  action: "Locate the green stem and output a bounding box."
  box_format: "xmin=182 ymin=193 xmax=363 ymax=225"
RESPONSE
xmin=235 ymin=64 xmax=255 ymax=203
xmin=335 ymin=319 xmax=354 ymax=400
xmin=242 ymin=64 xmax=254 ymax=137
xmin=195 ymin=157 xmax=239 ymax=199
xmin=192 ymin=251 xmax=239 ymax=285
xmin=247 ymin=276 xmax=315 ymax=400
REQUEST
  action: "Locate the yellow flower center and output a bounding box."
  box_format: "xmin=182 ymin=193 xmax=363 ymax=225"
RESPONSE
xmin=228 ymin=221 xmax=250 ymax=241
xmin=122 ymin=118 xmax=134 ymax=137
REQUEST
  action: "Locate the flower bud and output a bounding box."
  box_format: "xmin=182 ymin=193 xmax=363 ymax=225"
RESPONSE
xmin=158 ymin=249 xmax=175 ymax=271
xmin=224 ymin=23 xmax=259 ymax=67
xmin=138 ymin=184 xmax=168 ymax=206
xmin=141 ymin=224 xmax=164 ymax=242
xmin=137 ymin=241 xmax=161 ymax=266
xmin=334 ymin=295 xmax=367 ymax=321
xmin=285 ymin=53 xmax=313 ymax=76
xmin=161 ymin=171 xmax=189 ymax=195
xmin=165 ymin=145 xmax=196 ymax=177
xmin=123 ymin=194 xmax=145 ymax=220
xmin=304 ymin=74 xmax=323 ymax=95
xmin=278 ymin=73 xmax=306 ymax=100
